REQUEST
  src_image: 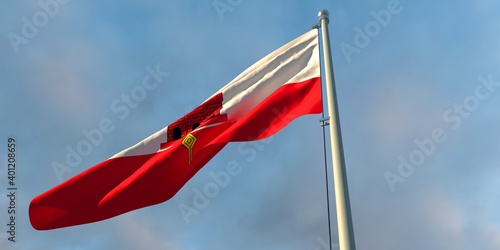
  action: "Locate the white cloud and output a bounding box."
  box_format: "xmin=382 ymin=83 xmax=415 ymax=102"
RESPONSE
xmin=113 ymin=214 xmax=184 ymax=250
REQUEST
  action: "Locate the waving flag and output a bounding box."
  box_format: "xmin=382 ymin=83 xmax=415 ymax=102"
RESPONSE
xmin=29 ymin=29 xmax=321 ymax=230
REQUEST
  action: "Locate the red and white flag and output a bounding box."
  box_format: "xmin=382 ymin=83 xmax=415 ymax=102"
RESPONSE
xmin=29 ymin=29 xmax=321 ymax=230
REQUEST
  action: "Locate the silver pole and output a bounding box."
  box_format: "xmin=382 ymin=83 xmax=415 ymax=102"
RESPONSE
xmin=318 ymin=9 xmax=356 ymax=250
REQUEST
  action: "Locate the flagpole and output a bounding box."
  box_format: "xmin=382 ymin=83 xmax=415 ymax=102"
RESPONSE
xmin=317 ymin=9 xmax=356 ymax=250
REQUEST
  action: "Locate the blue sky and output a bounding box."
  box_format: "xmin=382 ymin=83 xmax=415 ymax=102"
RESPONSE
xmin=1 ymin=0 xmax=500 ymax=249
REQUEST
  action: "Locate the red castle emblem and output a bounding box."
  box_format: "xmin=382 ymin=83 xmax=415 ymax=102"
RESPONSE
xmin=160 ymin=93 xmax=227 ymax=150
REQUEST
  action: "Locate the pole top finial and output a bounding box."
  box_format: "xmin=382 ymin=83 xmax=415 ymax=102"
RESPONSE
xmin=318 ymin=9 xmax=330 ymax=22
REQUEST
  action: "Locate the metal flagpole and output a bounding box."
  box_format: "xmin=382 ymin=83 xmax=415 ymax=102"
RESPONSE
xmin=317 ymin=9 xmax=356 ymax=250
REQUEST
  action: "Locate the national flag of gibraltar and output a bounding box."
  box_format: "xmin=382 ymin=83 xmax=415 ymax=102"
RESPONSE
xmin=30 ymin=29 xmax=321 ymax=230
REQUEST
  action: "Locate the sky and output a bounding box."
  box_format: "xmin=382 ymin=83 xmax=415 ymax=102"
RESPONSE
xmin=1 ymin=0 xmax=500 ymax=249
